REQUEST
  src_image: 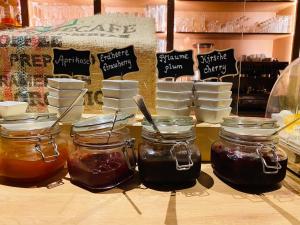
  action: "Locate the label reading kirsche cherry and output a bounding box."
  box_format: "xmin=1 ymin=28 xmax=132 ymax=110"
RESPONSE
xmin=156 ymin=50 xmax=194 ymax=79
xmin=97 ymin=45 xmax=139 ymax=79
xmin=53 ymin=48 xmax=91 ymax=76
xmin=197 ymin=48 xmax=238 ymax=79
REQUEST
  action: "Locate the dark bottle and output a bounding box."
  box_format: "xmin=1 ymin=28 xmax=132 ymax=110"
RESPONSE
xmin=211 ymin=116 xmax=287 ymax=187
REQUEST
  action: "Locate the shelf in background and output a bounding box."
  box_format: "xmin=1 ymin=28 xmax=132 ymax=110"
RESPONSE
xmin=239 ymin=61 xmax=289 ymax=75
xmin=156 ymin=32 xmax=167 ymax=38
xmin=102 ymin=0 xmax=167 ymax=7
xmin=175 ymin=0 xmax=295 ymax=12
xmin=177 ymin=0 xmax=294 ymax=2
xmin=175 ymin=32 xmax=292 ymax=40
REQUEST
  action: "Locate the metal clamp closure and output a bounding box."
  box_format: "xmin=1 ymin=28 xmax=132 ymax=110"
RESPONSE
xmin=122 ymin=138 xmax=136 ymax=170
xmin=256 ymin=143 xmax=282 ymax=174
xmin=34 ymin=135 xmax=60 ymax=163
xmin=170 ymin=141 xmax=194 ymax=171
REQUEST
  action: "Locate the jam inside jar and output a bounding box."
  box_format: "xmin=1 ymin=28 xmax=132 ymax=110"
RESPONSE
xmin=0 ymin=113 xmax=68 ymax=183
xmin=211 ymin=117 xmax=287 ymax=187
xmin=139 ymin=116 xmax=201 ymax=185
xmin=68 ymin=114 xmax=135 ymax=190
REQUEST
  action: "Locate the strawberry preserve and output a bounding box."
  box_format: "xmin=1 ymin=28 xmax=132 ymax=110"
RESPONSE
xmin=68 ymin=114 xmax=135 ymax=190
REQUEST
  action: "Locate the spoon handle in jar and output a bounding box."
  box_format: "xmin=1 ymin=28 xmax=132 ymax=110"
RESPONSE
xmin=133 ymin=95 xmax=163 ymax=137
xmin=273 ymin=116 xmax=300 ymax=135
xmin=106 ymin=110 xmax=119 ymax=144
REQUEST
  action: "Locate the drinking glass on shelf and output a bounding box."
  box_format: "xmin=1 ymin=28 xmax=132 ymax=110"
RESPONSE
xmin=145 ymin=4 xmax=167 ymax=32
xmin=157 ymin=39 xmax=167 ymax=52
xmin=29 ymin=1 xmax=93 ymax=26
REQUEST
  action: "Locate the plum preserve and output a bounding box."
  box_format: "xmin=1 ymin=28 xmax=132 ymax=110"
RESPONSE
xmin=138 ymin=116 xmax=201 ymax=185
xmin=211 ymin=116 xmax=287 ymax=187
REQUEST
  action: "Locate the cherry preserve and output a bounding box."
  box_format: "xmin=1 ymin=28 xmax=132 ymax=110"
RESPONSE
xmin=211 ymin=117 xmax=287 ymax=187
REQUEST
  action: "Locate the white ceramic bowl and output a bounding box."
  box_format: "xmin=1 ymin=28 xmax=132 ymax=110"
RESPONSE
xmin=156 ymin=98 xmax=192 ymax=109
xmin=194 ymin=98 xmax=232 ymax=108
xmin=195 ymin=106 xmax=232 ymax=123
xmin=156 ymin=106 xmax=191 ymax=116
xmin=0 ymin=101 xmax=28 ymax=117
xmin=48 ymin=78 xmax=85 ymax=90
xmin=157 ymin=81 xmax=194 ymax=92
xmin=102 ymin=88 xmax=138 ymax=99
xmin=102 ymin=80 xmax=139 ymax=89
xmin=48 ymin=105 xmax=84 ymax=122
xmin=103 ymin=97 xmax=136 ymax=108
xmin=194 ymin=82 xmax=232 ymax=92
xmin=157 ymin=90 xmax=193 ymax=100
xmin=195 ymin=91 xmax=232 ymax=99
xmin=47 ymin=95 xmax=84 ymax=108
xmin=102 ymin=106 xmax=138 ymax=114
xmin=48 ymin=86 xmax=83 ymax=98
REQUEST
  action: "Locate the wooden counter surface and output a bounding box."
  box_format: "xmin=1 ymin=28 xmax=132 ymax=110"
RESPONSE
xmin=0 ymin=164 xmax=299 ymax=225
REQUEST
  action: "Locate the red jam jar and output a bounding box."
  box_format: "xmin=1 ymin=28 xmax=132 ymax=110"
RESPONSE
xmin=0 ymin=113 xmax=68 ymax=183
xmin=211 ymin=116 xmax=287 ymax=187
xmin=68 ymin=114 xmax=135 ymax=191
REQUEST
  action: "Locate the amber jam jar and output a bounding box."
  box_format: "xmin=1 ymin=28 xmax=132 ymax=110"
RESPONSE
xmin=0 ymin=113 xmax=68 ymax=183
xmin=139 ymin=116 xmax=201 ymax=185
xmin=211 ymin=116 xmax=287 ymax=187
xmin=69 ymin=114 xmax=135 ymax=191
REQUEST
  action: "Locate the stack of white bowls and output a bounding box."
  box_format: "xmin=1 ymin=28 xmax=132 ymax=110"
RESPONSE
xmin=194 ymin=82 xmax=232 ymax=123
xmin=156 ymin=81 xmax=193 ymax=116
xmin=47 ymin=78 xmax=85 ymax=122
xmin=102 ymin=80 xmax=138 ymax=114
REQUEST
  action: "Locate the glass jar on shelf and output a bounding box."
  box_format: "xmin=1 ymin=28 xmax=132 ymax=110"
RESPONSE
xmin=138 ymin=116 xmax=201 ymax=185
xmin=1 ymin=0 xmax=21 ymax=27
xmin=211 ymin=116 xmax=287 ymax=187
xmin=69 ymin=113 xmax=136 ymax=191
xmin=0 ymin=113 xmax=68 ymax=183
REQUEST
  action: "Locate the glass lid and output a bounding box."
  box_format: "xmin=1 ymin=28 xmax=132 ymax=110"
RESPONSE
xmin=1 ymin=113 xmax=57 ymax=123
xmin=142 ymin=116 xmax=195 ymax=134
xmin=221 ymin=116 xmax=278 ymax=137
xmin=222 ymin=116 xmax=278 ymax=128
xmin=72 ymin=112 xmax=134 ymax=133
xmin=0 ymin=113 xmax=58 ymax=131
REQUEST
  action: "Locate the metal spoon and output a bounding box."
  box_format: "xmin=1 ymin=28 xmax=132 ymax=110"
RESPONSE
xmin=48 ymin=88 xmax=88 ymax=131
xmin=133 ymin=95 xmax=164 ymax=138
xmin=272 ymin=116 xmax=300 ymax=136
xmin=106 ymin=110 xmax=119 ymax=144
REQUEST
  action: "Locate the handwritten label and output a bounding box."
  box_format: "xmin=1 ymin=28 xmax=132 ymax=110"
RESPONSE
xmin=53 ymin=48 xmax=91 ymax=76
xmin=197 ymin=48 xmax=238 ymax=79
xmin=97 ymin=45 xmax=139 ymax=79
xmin=156 ymin=50 xmax=194 ymax=79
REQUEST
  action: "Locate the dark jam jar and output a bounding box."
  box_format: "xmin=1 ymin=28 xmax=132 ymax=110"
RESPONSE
xmin=69 ymin=114 xmax=135 ymax=191
xmin=211 ymin=116 xmax=287 ymax=187
xmin=139 ymin=116 xmax=201 ymax=185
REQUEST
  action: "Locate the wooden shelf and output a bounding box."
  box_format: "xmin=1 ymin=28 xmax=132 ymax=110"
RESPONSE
xmin=156 ymin=32 xmax=167 ymax=38
xmin=175 ymin=31 xmax=292 ymax=40
xmin=177 ymin=0 xmax=294 ymax=2
xmin=102 ymin=0 xmax=167 ymax=7
xmin=28 ymin=0 xmax=93 ymax=4
xmin=175 ymin=0 xmax=295 ymax=12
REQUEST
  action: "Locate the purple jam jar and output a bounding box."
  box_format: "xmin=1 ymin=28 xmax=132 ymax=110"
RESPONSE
xmin=211 ymin=116 xmax=287 ymax=187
